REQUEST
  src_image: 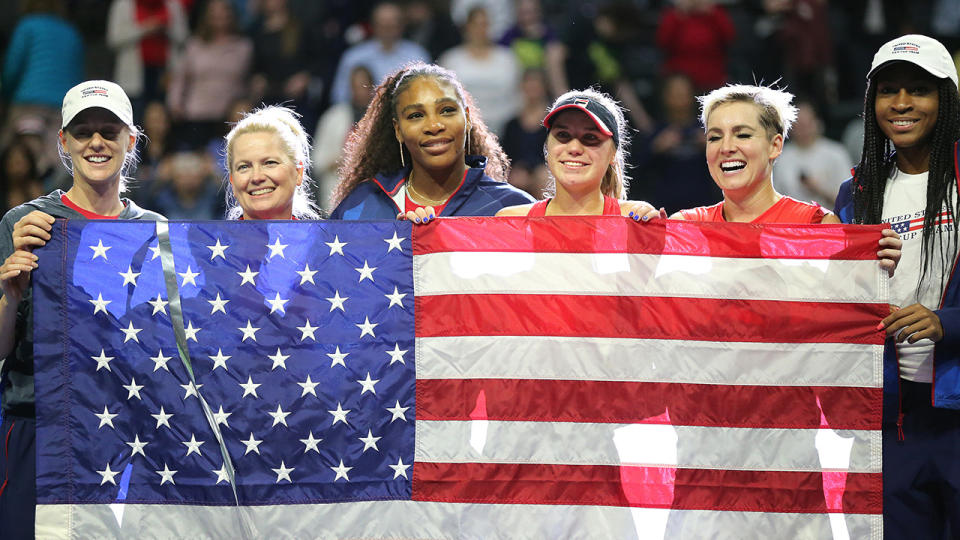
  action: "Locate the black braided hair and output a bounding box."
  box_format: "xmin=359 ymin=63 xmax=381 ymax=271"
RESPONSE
xmin=852 ymin=76 xmax=960 ymax=292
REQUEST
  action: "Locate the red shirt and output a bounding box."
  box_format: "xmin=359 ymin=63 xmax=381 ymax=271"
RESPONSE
xmin=526 ymin=195 xmax=621 ymax=216
xmin=679 ymin=196 xmax=827 ymax=224
xmin=402 ymin=171 xmax=469 ymax=216
xmin=60 ymin=194 xmax=122 ymax=219
xmin=404 ymin=194 xmax=448 ymax=216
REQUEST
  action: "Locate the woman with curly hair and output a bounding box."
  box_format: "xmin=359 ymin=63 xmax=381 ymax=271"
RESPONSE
xmin=330 ymin=62 xmax=535 ymax=221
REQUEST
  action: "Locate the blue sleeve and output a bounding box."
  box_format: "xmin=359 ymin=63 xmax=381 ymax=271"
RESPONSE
xmin=329 ymin=48 xmax=356 ymax=105
xmin=833 ymin=178 xmax=854 ymax=223
xmin=329 ymin=201 xmax=347 ymax=219
xmin=329 ymin=185 xmax=386 ymax=220
xmin=933 ymin=307 xmax=960 ymax=409
xmin=510 ymin=189 xmax=537 ymax=204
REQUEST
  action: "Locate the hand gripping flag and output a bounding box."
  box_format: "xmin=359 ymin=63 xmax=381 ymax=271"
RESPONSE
xmin=32 ymin=217 xmax=887 ymax=538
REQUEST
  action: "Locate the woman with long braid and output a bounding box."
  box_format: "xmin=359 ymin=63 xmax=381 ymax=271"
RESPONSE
xmin=834 ymin=34 xmax=960 ymax=537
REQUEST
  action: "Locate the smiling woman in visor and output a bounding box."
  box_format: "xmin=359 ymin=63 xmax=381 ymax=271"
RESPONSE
xmin=496 ymin=88 xmax=641 ymax=216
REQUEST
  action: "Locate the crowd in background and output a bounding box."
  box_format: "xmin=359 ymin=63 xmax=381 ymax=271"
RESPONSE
xmin=2 ymin=0 xmax=959 ymax=217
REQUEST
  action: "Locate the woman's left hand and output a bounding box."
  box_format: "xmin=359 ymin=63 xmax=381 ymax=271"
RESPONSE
xmin=397 ymin=206 xmax=436 ymax=225
xmin=621 ymin=200 xmax=666 ymax=222
xmin=877 ymin=228 xmax=902 ymax=278
xmin=880 ymin=303 xmax=944 ymax=343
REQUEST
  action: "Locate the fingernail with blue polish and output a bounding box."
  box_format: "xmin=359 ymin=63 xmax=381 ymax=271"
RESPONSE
xmin=429 ymin=214 xmax=435 ymax=219
xmin=642 ymin=215 xmax=650 ymax=222
xmin=414 ymin=217 xmax=421 ymax=223
xmin=629 ymin=211 xmax=635 ymax=218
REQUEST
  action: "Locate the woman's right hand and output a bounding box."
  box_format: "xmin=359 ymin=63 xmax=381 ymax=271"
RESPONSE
xmin=12 ymin=210 xmax=55 ymax=251
xmin=877 ymin=228 xmax=902 ymax=278
xmin=0 ymin=250 xmax=38 ymax=305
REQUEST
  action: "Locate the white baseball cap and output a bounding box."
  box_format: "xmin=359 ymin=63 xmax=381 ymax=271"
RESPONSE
xmin=61 ymin=80 xmax=134 ymax=129
xmin=868 ymin=34 xmax=958 ymax=88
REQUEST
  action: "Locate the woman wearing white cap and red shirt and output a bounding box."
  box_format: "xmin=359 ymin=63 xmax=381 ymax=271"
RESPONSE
xmin=835 ymin=34 xmax=960 ymax=537
xmin=496 ymin=88 xmax=645 ymax=217
xmin=0 ymin=80 xmax=163 ymax=538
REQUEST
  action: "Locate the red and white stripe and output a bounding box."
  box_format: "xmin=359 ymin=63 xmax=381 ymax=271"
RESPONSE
xmin=411 ymin=218 xmax=887 ymax=538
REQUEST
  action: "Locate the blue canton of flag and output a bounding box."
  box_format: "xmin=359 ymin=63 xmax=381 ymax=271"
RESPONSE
xmin=890 ymin=220 xmax=911 ymax=234
xmin=33 ymin=220 xmax=415 ymax=507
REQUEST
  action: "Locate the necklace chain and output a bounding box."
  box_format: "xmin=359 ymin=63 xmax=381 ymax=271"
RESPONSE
xmin=406 ymin=172 xmax=452 ymax=205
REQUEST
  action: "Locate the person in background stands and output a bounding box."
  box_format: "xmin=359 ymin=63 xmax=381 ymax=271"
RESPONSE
xmin=329 ymin=1 xmax=430 ymax=105
xmin=775 ymin=99 xmax=852 ymax=208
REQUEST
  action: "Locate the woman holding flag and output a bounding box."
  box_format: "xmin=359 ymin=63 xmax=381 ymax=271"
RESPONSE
xmin=329 ymin=62 xmax=536 ymax=222
xmin=834 ymin=34 xmax=960 ymax=537
xmin=0 ymin=80 xmax=164 ymax=539
xmin=495 ymin=88 xmax=641 ymax=217
xmin=647 ymin=82 xmax=902 ymax=271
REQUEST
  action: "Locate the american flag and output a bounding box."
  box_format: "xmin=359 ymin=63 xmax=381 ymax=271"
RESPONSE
xmin=33 ymin=218 xmax=886 ymax=538
xmin=888 ymin=211 xmax=952 ymax=234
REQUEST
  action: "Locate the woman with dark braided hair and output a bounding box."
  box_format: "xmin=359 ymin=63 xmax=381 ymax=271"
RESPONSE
xmin=330 ymin=62 xmax=535 ymax=221
xmin=834 ymin=34 xmax=960 ymax=537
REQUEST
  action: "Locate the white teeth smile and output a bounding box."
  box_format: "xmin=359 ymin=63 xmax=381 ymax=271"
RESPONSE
xmin=86 ymin=156 xmax=109 ymax=163
xmin=892 ymin=120 xmax=917 ymax=126
xmin=561 ymin=161 xmax=586 ymax=168
xmin=251 ymin=188 xmax=275 ymax=196
xmin=721 ymin=161 xmax=746 ymax=172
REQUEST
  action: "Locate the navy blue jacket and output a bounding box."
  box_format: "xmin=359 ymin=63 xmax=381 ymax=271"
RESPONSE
xmin=330 ymin=156 xmax=535 ymax=219
xmin=835 ymin=142 xmax=960 ymax=409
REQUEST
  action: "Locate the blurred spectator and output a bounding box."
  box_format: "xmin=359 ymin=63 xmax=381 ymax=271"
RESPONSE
xmin=9 ymin=115 xmax=64 ymax=190
xmin=755 ymin=0 xmax=837 ymax=108
xmin=1 ymin=135 xmax=46 ymax=213
xmin=557 ymin=2 xmax=653 ymax=133
xmin=312 ymin=65 xmax=375 ymax=212
xmin=249 ymin=0 xmax=314 ymax=119
xmin=774 ymin=100 xmax=851 ymax=208
xmin=932 ymin=0 xmax=960 ymax=38
xmin=632 ymin=72 xmax=718 ymax=212
xmin=404 ymin=0 xmax=461 ymax=60
xmin=1 ymin=0 xmax=83 ymax=172
xmin=834 ymin=1 xmax=912 ymax=101
xmin=167 ymin=0 xmax=253 ymax=149
xmin=451 ymin=0 xmax=514 ymax=41
xmin=656 ymin=0 xmax=735 ymax=91
xmin=131 ymin=100 xmax=174 ymax=199
xmin=501 ymin=68 xmax=549 ymax=199
xmin=106 ymin=0 xmax=189 ymax=115
xmin=841 ymin=111 xmax=867 ymax=166
xmin=226 ymin=0 xmax=256 ymax=29
xmin=329 ymin=1 xmax=429 ymax=104
xmin=207 ymin=97 xmax=254 ymax=176
xmin=151 ymin=150 xmax=225 ymax=219
xmin=497 ymin=0 xmax=566 ymax=98
xmin=439 ymin=6 xmax=520 ymax=136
